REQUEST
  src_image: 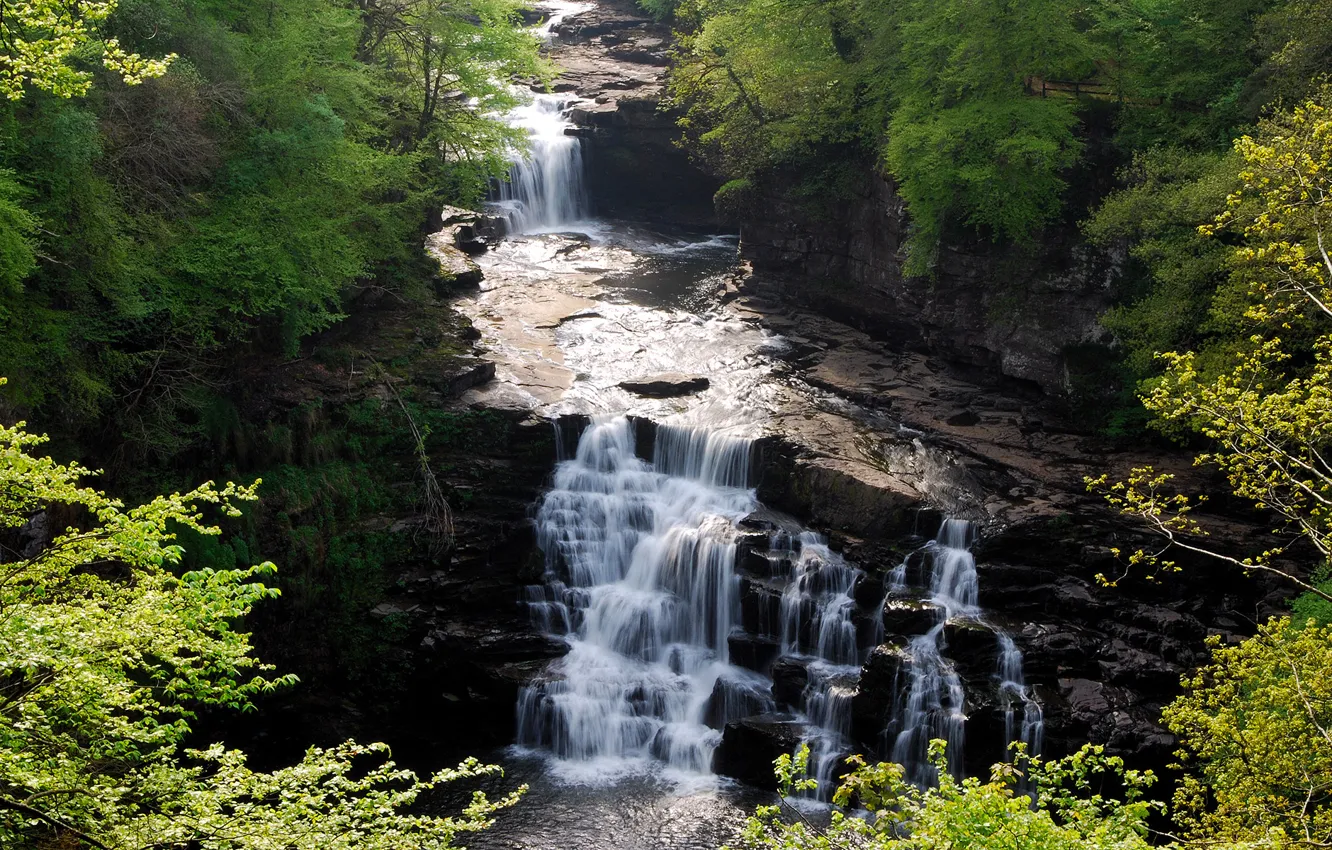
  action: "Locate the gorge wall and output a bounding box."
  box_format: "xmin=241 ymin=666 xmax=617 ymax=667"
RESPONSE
xmin=735 ymin=174 xmax=1122 ymax=396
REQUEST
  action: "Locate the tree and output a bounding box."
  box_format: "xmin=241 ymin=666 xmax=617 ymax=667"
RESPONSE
xmin=1163 ymin=618 xmax=1332 ymax=848
xmin=883 ymin=0 xmax=1090 ymax=272
xmin=357 ymin=0 xmax=542 ymax=153
xmin=1090 ymin=93 xmax=1332 ymax=604
xmin=668 ymin=0 xmax=1092 ymax=271
xmin=729 ymin=742 xmax=1158 ymax=850
xmin=0 ymin=0 xmax=174 ymax=100
xmin=0 ymin=387 xmax=523 ymax=847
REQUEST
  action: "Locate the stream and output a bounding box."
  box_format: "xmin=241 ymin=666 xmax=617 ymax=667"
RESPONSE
xmin=445 ymin=7 xmax=1042 ymax=846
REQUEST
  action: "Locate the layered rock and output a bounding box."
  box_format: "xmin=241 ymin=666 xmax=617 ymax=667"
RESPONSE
xmin=542 ymin=0 xmax=719 ymax=223
xmin=736 ymin=170 xmax=1119 ymax=397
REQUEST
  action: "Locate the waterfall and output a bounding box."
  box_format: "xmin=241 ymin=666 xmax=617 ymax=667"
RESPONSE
xmin=517 ymin=417 xmax=759 ymax=779
xmin=492 ymin=94 xmax=590 ymax=234
xmin=998 ymin=633 xmax=1045 ymax=761
xmin=490 ymin=3 xmax=592 ymax=235
xmin=516 ymin=417 xmax=1042 ymax=792
xmin=772 ymin=532 xmax=864 ymax=795
xmin=884 ymin=519 xmax=1043 ymax=785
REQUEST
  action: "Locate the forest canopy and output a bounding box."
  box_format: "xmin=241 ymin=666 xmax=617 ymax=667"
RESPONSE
xmin=0 ymin=0 xmax=542 ymax=451
xmin=666 ymin=0 xmax=1332 ymax=276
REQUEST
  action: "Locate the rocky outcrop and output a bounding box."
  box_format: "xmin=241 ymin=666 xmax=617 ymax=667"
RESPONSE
xmin=737 ymin=170 xmax=1120 ymax=396
xmin=424 ymin=206 xmax=488 ymax=288
xmin=714 ymin=713 xmax=811 ymax=788
xmin=544 ymin=0 xmax=719 ymax=223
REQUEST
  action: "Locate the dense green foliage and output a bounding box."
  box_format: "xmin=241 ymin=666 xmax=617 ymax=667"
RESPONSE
xmin=1084 ymin=90 xmax=1332 ymax=849
xmin=1093 ymin=93 xmax=1332 ymax=607
xmin=669 ymin=0 xmax=1332 ymax=274
xmin=0 ymin=399 xmax=522 ymax=847
xmin=0 ymin=0 xmax=174 ymax=100
xmin=0 ymin=0 xmax=540 ymax=450
xmin=733 ymin=742 xmax=1158 ymax=850
xmin=1164 ymin=619 xmax=1332 ymax=847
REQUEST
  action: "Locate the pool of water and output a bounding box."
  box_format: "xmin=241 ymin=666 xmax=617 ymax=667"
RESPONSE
xmin=434 ymin=748 xmax=772 ymax=850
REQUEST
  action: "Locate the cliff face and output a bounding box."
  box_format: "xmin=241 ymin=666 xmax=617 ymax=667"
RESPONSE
xmin=549 ymin=0 xmax=721 ymax=224
xmin=738 ymin=172 xmax=1122 ymax=396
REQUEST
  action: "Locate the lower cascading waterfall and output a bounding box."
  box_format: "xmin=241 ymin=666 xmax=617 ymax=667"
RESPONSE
xmin=884 ymin=519 xmax=1044 ymax=785
xmin=516 ymin=416 xmax=1043 ymax=792
xmin=516 ymin=417 xmax=760 ymax=778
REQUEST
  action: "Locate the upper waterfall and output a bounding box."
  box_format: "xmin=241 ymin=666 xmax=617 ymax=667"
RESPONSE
xmin=492 ymin=94 xmax=591 ymax=234
xmin=490 ymin=3 xmax=592 ymax=234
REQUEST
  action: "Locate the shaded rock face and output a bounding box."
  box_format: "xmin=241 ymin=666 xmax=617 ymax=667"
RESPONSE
xmin=185 ymin=288 xmax=569 ymax=769
xmin=737 ymin=171 xmax=1121 ymax=395
xmin=968 ymin=515 xmax=1292 ymax=771
xmin=545 ymin=0 xmax=720 ymax=223
xmin=714 ymin=713 xmax=811 ymax=789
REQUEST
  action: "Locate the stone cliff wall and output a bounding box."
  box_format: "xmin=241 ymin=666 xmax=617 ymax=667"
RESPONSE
xmin=551 ymin=0 xmax=721 ymax=224
xmin=739 ymin=172 xmax=1122 ymax=396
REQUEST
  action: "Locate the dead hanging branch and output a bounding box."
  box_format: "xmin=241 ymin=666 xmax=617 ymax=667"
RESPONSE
xmin=365 ymin=360 xmax=455 ymax=558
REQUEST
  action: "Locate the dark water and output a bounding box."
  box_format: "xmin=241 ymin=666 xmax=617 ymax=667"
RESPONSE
xmin=434 ymin=748 xmax=773 ymax=850
xmin=593 ymin=231 xmax=741 ymax=312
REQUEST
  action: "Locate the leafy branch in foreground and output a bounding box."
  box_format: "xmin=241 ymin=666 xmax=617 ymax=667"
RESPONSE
xmin=0 ymin=377 xmax=522 ymax=847
xmin=1089 ymin=94 xmax=1332 ymax=603
xmin=1163 ymin=618 xmax=1332 ymax=848
xmin=729 ymin=741 xmax=1159 ymax=850
xmin=0 ymin=0 xmax=175 ymax=100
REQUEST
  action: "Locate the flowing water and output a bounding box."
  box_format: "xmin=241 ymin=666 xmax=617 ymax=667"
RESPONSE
xmin=454 ymin=4 xmax=1043 ymax=845
xmin=490 ymin=5 xmax=592 ymax=235
xmin=516 ymin=417 xmax=756 ymax=780
xmin=491 ymin=93 xmax=590 ymax=234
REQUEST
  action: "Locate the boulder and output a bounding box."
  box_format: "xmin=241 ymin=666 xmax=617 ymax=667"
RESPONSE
xmin=703 ymin=671 xmax=775 ymax=730
xmin=850 ymin=644 xmax=910 ymax=744
xmin=738 ymin=546 xmax=780 ymax=578
xmin=941 ymin=619 xmax=1002 ymax=681
xmin=425 ymin=230 xmax=483 ymax=288
xmin=882 ymin=598 xmax=944 ymax=638
xmin=714 ymin=713 xmax=810 ymax=788
xmin=728 ymin=633 xmax=782 ymax=674
xmin=739 ymin=575 xmax=785 ymax=638
xmin=618 ymin=373 xmax=711 ymax=397
xmin=771 ymin=656 xmax=811 ymax=710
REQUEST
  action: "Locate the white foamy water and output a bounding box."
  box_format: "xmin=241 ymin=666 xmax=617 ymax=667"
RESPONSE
xmin=493 ymin=93 xmax=591 ymax=234
xmin=516 ymin=417 xmax=759 ymax=783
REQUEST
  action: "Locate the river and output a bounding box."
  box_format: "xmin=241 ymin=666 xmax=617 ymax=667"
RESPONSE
xmin=437 ymin=5 xmax=1041 ymax=846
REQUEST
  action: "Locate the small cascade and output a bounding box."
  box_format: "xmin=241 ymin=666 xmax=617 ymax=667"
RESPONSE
xmin=997 ymin=633 xmax=1044 ymax=759
xmin=492 ymin=95 xmax=590 ymax=234
xmin=770 ymin=533 xmax=865 ymax=796
xmin=882 ymin=519 xmax=1043 ymax=785
xmin=777 ymin=532 xmax=863 ymax=666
